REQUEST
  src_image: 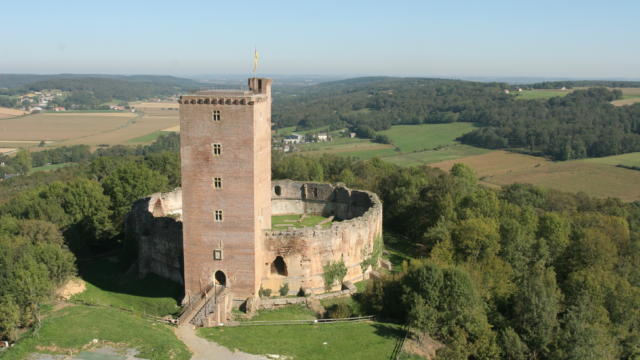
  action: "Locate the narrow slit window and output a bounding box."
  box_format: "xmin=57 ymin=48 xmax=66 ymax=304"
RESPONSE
xmin=212 ymin=110 xmax=221 ymax=121
xmin=213 ymin=177 xmax=222 ymax=189
xmin=214 ymin=210 xmax=223 ymax=222
xmin=212 ymin=143 xmax=222 ymax=156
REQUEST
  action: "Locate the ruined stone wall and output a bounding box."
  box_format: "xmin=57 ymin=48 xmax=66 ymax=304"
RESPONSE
xmin=126 ymin=189 xmax=184 ymax=285
xmin=261 ymin=180 xmax=383 ymax=294
xmin=128 ymin=181 xmax=383 ymax=297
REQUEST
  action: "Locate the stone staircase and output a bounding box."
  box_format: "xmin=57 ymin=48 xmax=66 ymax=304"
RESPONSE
xmin=178 ymin=284 xmax=231 ymax=327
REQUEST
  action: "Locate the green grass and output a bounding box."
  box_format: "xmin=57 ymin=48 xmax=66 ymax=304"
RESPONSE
xmin=294 ymin=122 xmax=488 ymax=166
xmin=2 ymin=306 xmax=190 ymax=360
xmin=378 ymin=122 xmax=479 ymax=153
xmin=320 ymin=295 xmax=364 ymax=316
xmin=198 ymin=321 xmax=405 ymax=360
xmin=72 ymin=259 xmax=182 ymax=317
xmin=126 ymin=130 xmax=166 ymax=143
xmin=30 ymin=162 xmax=75 ymax=173
xmin=382 ymin=144 xmax=490 ymax=166
xmin=383 ymin=233 xmax=416 ymax=272
xmin=246 ymin=304 xmax=317 ymax=321
xmin=578 ymin=152 xmax=640 ymax=168
xmin=514 ymin=89 xmax=572 ymax=100
xmin=271 ymin=214 xmax=332 ymax=230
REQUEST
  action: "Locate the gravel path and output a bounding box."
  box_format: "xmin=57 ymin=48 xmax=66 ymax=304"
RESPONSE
xmin=174 ymin=325 xmax=268 ymax=360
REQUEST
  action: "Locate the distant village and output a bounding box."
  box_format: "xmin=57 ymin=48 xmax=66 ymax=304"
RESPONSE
xmin=13 ymin=89 xmax=180 ymax=113
xmin=274 ymin=129 xmax=356 ymax=152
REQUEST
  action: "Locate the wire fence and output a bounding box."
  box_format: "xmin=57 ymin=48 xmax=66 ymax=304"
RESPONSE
xmin=235 ymin=315 xmax=375 ymax=326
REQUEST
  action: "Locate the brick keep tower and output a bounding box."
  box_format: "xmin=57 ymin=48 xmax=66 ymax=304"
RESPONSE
xmin=179 ymin=78 xmax=272 ymax=301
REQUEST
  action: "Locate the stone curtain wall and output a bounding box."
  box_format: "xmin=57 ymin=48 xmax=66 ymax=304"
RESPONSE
xmin=128 ymin=181 xmax=383 ymax=296
xmin=126 ymin=190 xmax=184 ymax=285
xmin=262 ymin=180 xmax=383 ymax=294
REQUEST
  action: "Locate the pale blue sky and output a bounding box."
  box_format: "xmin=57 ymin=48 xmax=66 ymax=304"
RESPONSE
xmin=1 ymin=0 xmax=639 ymax=78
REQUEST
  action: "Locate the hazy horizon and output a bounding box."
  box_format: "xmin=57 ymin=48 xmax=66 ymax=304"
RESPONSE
xmin=2 ymin=0 xmax=639 ymax=78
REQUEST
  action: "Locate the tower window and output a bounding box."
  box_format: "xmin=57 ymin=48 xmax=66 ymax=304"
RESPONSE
xmin=213 ymin=177 xmax=222 ymax=189
xmin=214 ymin=210 xmax=223 ymax=222
xmin=212 ymin=110 xmax=221 ymax=121
xmin=212 ymin=143 xmax=222 ymax=156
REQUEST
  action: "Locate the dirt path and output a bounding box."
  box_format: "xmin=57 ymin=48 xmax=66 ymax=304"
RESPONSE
xmin=174 ymin=325 xmax=268 ymax=360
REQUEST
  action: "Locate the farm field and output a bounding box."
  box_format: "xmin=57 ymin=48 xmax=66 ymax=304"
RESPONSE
xmin=297 ymin=122 xmax=486 ymax=163
xmin=0 ymin=106 xmax=27 ymax=119
xmin=0 ymin=112 xmax=136 ymax=141
xmin=430 ymin=151 xmax=640 ymax=202
xmin=578 ymin=151 xmax=640 ymax=167
xmin=515 ymin=89 xmax=572 ymax=100
xmin=0 ymin=106 xmax=179 ymax=150
xmin=612 ymin=87 xmax=640 ymax=106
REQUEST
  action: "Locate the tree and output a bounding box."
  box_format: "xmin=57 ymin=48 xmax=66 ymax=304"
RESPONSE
xmin=0 ymin=295 xmax=20 ymax=341
xmin=102 ymin=161 xmax=169 ymax=222
xmin=511 ymin=262 xmax=561 ymax=358
xmin=13 ymin=149 xmax=32 ymax=175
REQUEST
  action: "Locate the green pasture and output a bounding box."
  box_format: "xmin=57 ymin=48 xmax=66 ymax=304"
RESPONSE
xmin=126 ymin=130 xmax=167 ymax=143
xmin=30 ymin=162 xmax=74 ymax=173
xmin=577 ymin=152 xmax=640 ymax=168
xmin=514 ymin=89 xmax=572 ymax=100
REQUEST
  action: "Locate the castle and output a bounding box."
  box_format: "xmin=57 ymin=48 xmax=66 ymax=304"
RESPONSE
xmin=127 ymin=78 xmax=382 ymax=326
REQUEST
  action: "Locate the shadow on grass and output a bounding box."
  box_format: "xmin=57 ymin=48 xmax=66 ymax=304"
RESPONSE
xmin=372 ymin=323 xmax=406 ymax=339
xmin=77 ymin=258 xmax=183 ymax=302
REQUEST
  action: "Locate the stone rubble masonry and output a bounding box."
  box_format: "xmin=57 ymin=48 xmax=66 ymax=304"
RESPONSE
xmin=127 ymin=180 xmax=383 ymax=298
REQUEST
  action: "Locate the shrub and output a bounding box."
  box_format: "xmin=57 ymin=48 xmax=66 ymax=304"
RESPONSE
xmin=259 ymin=287 xmax=272 ymax=298
xmin=323 ymin=260 xmax=348 ymax=290
xmin=326 ymin=303 xmax=353 ymax=319
xmin=279 ymin=283 xmax=289 ymax=296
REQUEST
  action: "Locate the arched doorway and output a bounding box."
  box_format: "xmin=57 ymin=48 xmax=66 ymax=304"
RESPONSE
xmin=270 ymin=256 xmax=288 ymax=276
xmin=214 ymin=270 xmax=226 ymax=286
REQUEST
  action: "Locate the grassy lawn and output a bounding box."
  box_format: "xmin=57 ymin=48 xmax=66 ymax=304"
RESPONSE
xmin=2 ymin=306 xmax=190 ymax=360
xmin=246 ymin=304 xmax=317 ymax=321
xmin=198 ymin=321 xmax=405 ymax=360
xmin=126 ymin=130 xmax=166 ymax=143
xmin=72 ymin=259 xmax=182 ymax=317
xmin=271 ymin=214 xmax=332 ymax=230
xmin=30 ymin=162 xmax=75 ymax=173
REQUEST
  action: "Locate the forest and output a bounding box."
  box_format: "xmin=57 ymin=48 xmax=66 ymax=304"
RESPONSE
xmin=272 ymin=77 xmax=640 ymax=160
xmin=273 ymin=153 xmax=640 ymax=360
xmin=1 ymin=133 xmax=639 ymax=358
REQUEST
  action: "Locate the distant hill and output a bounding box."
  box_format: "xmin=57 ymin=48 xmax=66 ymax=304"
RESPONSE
xmin=272 ymin=76 xmax=640 ymax=161
xmin=0 ymin=75 xmax=207 ymax=107
xmin=0 ymin=74 xmax=202 ymax=90
xmin=528 ymin=80 xmax=640 ymax=89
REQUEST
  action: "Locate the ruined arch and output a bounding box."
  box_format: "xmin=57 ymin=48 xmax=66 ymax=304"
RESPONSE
xmin=270 ymin=256 xmax=288 ymax=276
xmin=274 ymin=185 xmax=282 ymax=196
